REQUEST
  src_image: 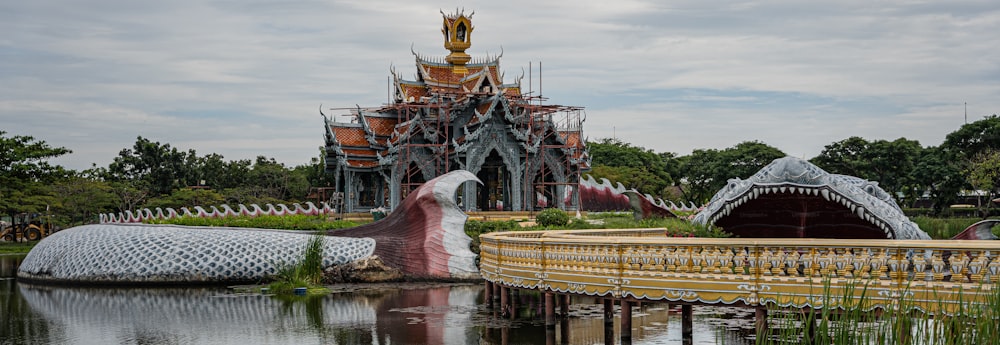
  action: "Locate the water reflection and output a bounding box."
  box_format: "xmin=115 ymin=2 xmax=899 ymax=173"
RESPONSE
xmin=2 ymin=255 xmax=756 ymax=345
xmin=15 ymin=283 xmax=485 ymax=345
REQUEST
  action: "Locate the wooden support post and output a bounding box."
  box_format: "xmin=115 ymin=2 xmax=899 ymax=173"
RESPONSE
xmin=545 ymin=292 xmax=556 ymax=327
xmin=510 ymin=288 xmax=519 ymax=319
xmin=484 ymin=281 xmax=494 ymax=308
xmin=559 ymin=294 xmax=570 ymax=317
xmin=621 ymin=300 xmax=633 ymax=341
xmin=682 ymin=304 xmax=693 ymax=345
xmin=755 ymin=305 xmax=768 ymax=335
xmin=500 ymin=286 xmax=510 ymax=318
xmin=546 ymin=325 xmax=556 ymax=345
xmin=603 ymin=298 xmax=614 ymax=325
xmin=802 ymin=307 xmax=816 ymax=344
xmin=560 ymin=318 xmax=570 ymax=345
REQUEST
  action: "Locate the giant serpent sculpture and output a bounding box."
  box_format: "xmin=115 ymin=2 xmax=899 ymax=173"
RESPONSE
xmin=18 ymin=171 xmax=482 ymax=284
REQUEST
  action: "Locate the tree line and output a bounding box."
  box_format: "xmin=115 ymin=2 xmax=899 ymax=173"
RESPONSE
xmin=2 ymin=114 xmax=998 ymax=225
xmin=585 ymin=114 xmax=1000 ymax=216
xmin=1 ymin=134 xmax=331 ymax=226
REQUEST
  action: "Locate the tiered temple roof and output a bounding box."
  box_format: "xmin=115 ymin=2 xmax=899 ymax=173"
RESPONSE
xmin=322 ymin=10 xmax=588 ymax=212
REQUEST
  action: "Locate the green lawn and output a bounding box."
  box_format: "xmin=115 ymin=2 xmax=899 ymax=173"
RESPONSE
xmin=0 ymin=242 xmax=35 ymax=255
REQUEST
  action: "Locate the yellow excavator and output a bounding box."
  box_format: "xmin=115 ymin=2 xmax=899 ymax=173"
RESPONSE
xmin=1 ymin=213 xmax=58 ymax=242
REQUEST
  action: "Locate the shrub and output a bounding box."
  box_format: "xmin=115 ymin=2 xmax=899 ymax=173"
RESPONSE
xmin=536 ymin=208 xmax=569 ymax=227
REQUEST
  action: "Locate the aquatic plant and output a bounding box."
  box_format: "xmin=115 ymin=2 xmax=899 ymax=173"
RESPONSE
xmin=267 ymin=235 xmax=329 ymax=295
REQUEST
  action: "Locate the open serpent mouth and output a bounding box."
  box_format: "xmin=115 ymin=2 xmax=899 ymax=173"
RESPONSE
xmin=706 ymin=184 xmax=895 ymax=239
xmin=692 ymin=156 xmax=928 ymax=240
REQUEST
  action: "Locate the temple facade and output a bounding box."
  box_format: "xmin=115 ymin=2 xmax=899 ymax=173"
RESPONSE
xmin=322 ymin=10 xmax=589 ymax=212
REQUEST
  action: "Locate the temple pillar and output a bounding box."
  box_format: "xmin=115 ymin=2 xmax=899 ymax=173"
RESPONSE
xmin=344 ymin=171 xmax=354 ymax=212
xmin=389 ymin=169 xmax=401 ymax=211
xmin=509 ymin=162 xmax=522 ymax=210
xmin=464 ymin=177 xmax=476 ymax=212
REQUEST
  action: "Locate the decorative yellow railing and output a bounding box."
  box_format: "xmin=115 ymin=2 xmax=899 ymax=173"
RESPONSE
xmin=480 ymin=229 xmax=1000 ymax=315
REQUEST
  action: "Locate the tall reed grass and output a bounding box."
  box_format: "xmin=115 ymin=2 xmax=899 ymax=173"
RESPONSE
xmin=755 ymin=279 xmax=1000 ymax=345
xmin=267 ymin=235 xmax=329 ymax=295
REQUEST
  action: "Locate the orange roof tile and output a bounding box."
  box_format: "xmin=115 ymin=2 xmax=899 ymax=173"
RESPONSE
xmin=462 ymin=78 xmax=479 ymax=91
xmin=332 ymin=127 xmax=368 ymax=147
xmin=401 ymin=84 xmax=428 ymax=100
xmin=476 ymin=103 xmax=492 ymax=114
xmin=365 ymin=117 xmax=399 ymax=137
xmin=488 ymin=66 xmax=499 ymax=83
xmin=560 ymin=132 xmax=582 ymax=148
xmin=467 ymin=65 xmax=485 ymax=75
xmin=424 ymin=65 xmax=462 ymax=84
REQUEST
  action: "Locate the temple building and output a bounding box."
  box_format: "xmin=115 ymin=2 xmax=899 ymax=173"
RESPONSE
xmin=322 ymin=10 xmax=589 ymax=212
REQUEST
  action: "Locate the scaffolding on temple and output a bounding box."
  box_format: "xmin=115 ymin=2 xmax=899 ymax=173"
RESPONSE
xmin=321 ymin=10 xmax=589 ymax=213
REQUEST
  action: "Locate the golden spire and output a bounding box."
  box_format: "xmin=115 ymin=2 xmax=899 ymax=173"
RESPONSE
xmin=441 ymin=9 xmax=474 ymax=74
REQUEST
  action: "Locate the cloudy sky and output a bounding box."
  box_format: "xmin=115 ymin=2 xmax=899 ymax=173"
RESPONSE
xmin=3 ymin=0 xmax=998 ymax=171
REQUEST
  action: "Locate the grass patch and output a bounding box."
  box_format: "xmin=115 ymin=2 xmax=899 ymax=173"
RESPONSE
xmin=147 ymin=214 xmax=361 ymax=231
xmin=910 ymin=217 xmax=983 ymax=239
xmin=466 ymin=213 xmax=729 ymax=237
xmin=0 ymin=242 xmax=36 ymax=255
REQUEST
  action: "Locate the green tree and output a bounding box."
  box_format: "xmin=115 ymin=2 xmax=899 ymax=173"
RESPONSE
xmin=869 ymin=138 xmax=922 ymax=206
xmin=295 ymin=154 xmax=335 ymax=189
xmin=585 ymin=138 xmax=674 ymax=199
xmin=810 ymin=136 xmax=872 ymax=178
xmin=0 ymin=131 xmax=71 ymax=218
xmin=910 ymin=146 xmax=963 ymax=214
xmin=811 ymin=137 xmax=922 ymax=204
xmin=248 ymin=156 xmax=309 ymax=201
xmin=677 ymin=141 xmax=785 ymax=203
xmin=51 ymin=174 xmax=116 ymax=225
xmin=145 ymin=188 xmax=226 ymax=210
xmin=105 ymin=136 xmax=199 ymax=196
xmin=719 ymin=141 xmax=787 ymax=180
xmin=942 ymin=114 xmax=1000 ymax=159
xmin=937 ymin=114 xmax=1000 ymax=213
xmin=966 ymin=149 xmax=1000 ymax=216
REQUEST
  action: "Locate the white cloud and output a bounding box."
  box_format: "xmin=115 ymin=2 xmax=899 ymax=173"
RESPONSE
xmin=1 ymin=0 xmax=998 ymax=171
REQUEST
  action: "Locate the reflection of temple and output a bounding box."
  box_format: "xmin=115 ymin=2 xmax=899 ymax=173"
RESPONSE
xmin=322 ymin=10 xmax=589 ymax=212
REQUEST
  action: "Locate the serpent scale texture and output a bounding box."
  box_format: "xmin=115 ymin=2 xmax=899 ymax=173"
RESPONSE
xmin=17 ymin=224 xmax=375 ymax=284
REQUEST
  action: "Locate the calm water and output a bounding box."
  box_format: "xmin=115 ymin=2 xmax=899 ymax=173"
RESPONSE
xmin=1 ymin=255 xmax=755 ymax=345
